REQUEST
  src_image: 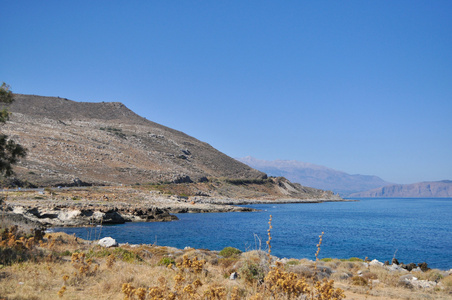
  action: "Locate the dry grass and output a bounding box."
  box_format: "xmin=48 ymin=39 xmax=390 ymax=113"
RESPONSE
xmin=1 ymin=227 xmax=451 ymax=299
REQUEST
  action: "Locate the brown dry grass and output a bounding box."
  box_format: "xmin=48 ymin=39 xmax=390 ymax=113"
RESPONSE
xmin=0 ymin=230 xmax=451 ymax=300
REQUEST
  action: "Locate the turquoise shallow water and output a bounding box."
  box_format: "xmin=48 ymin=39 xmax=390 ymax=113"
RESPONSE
xmin=54 ymin=198 xmax=452 ymax=269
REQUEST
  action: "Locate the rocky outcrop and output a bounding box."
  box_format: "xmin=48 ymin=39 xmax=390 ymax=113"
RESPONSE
xmin=0 ymin=211 xmax=45 ymax=233
xmin=349 ymin=180 xmax=452 ymax=198
xmin=6 ymin=203 xmax=178 ymax=227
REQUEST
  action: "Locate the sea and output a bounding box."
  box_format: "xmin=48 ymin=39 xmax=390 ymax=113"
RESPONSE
xmin=54 ymin=198 xmax=452 ymax=270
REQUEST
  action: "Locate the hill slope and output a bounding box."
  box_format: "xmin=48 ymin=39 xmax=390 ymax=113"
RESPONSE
xmin=349 ymin=180 xmax=452 ymax=198
xmin=237 ymin=156 xmax=391 ymax=196
xmin=3 ymin=94 xmax=266 ymax=186
xmin=2 ymin=94 xmax=341 ymax=200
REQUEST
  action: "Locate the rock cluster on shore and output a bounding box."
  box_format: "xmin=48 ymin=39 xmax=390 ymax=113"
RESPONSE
xmin=7 ymin=203 xmax=177 ymax=226
xmin=2 ymin=185 xmax=343 ymax=228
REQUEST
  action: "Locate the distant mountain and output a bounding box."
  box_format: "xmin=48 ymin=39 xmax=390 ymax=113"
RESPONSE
xmin=349 ymin=180 xmax=452 ymax=198
xmin=237 ymin=156 xmax=392 ymax=196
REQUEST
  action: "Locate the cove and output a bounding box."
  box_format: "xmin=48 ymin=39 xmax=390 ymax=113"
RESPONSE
xmin=54 ymin=198 xmax=452 ymax=270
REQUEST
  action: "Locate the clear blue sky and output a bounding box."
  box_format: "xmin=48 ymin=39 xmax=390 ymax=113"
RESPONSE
xmin=1 ymin=1 xmax=451 ymax=184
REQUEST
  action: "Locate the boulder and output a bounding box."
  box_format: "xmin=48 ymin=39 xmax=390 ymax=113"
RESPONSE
xmin=172 ymin=175 xmax=193 ymax=184
xmin=387 ymin=264 xmax=408 ymax=273
xmin=398 ymin=275 xmax=438 ymax=289
xmin=369 ymin=259 xmax=384 ymax=267
xmin=98 ymin=237 xmax=118 ymax=248
xmin=399 ymin=274 xmax=417 ymax=281
xmin=418 ymin=262 xmax=429 ymax=272
xmin=337 ymin=273 xmax=351 ymax=280
xmin=402 ymin=262 xmax=417 ymax=271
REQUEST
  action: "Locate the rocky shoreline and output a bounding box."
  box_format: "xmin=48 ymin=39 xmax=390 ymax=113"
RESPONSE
xmin=2 ymin=188 xmax=345 ymax=228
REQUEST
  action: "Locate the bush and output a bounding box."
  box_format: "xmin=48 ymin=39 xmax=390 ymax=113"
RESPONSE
xmin=158 ymin=257 xmax=175 ymax=266
xmin=224 ymin=178 xmax=267 ymax=185
xmin=219 ymin=247 xmax=242 ymax=258
xmin=351 ymin=275 xmax=368 ymax=286
xmin=59 ymin=250 xmax=72 ymax=256
xmin=239 ymin=260 xmax=266 ymax=284
xmin=286 ymin=259 xmax=301 ymax=266
xmin=441 ymin=275 xmax=452 ymax=288
xmin=321 ymin=258 xmax=333 ymax=262
xmin=341 ymin=257 xmax=363 ymax=262
xmin=113 ymin=248 xmax=142 ymax=263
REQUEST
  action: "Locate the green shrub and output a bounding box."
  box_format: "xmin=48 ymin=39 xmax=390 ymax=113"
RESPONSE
xmin=286 ymin=259 xmax=301 ymax=265
xmin=59 ymin=250 xmax=72 ymax=256
xmin=219 ymin=247 xmax=242 ymax=258
xmin=158 ymin=257 xmax=175 ymax=266
xmin=113 ymin=248 xmax=141 ymax=263
xmin=321 ymin=258 xmax=333 ymax=262
xmin=239 ymin=261 xmax=266 ymax=284
xmin=341 ymin=257 xmax=363 ymax=262
xmin=86 ymin=248 xmax=108 ymax=259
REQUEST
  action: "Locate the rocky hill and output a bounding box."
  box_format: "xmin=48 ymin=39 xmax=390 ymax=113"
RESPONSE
xmin=1 ymin=94 xmax=341 ymax=200
xmin=349 ymin=180 xmax=452 ymax=198
xmin=237 ymin=156 xmax=391 ymax=196
xmin=2 ymin=94 xmax=266 ymax=186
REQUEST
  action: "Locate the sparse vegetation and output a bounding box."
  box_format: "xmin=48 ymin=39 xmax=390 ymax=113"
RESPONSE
xmin=219 ymin=246 xmax=242 ymax=258
xmin=224 ymin=178 xmax=269 ymax=185
xmin=99 ymin=126 xmax=126 ymax=138
xmin=0 ymin=228 xmax=451 ymax=299
xmin=158 ymin=256 xmax=175 ymax=266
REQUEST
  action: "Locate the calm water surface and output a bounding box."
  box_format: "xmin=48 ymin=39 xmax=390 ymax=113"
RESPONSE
xmin=54 ymin=198 xmax=452 ymax=269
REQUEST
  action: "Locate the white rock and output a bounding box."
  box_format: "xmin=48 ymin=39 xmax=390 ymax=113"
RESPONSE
xmin=93 ymin=211 xmax=105 ymax=220
xmin=387 ymin=264 xmax=408 ymax=272
xmin=98 ymin=237 xmax=118 ymax=248
xmin=399 ymin=274 xmax=416 ymax=281
xmin=369 ymin=259 xmax=384 ymax=266
xmin=230 ymin=272 xmax=238 ymax=280
xmin=280 ymin=258 xmax=289 ymax=264
xmin=58 ymin=210 xmax=81 ymax=221
xmin=406 ymin=279 xmax=437 ymax=289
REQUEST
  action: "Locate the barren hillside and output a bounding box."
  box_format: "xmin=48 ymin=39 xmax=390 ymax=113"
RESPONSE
xmin=2 ymin=94 xmax=265 ymax=186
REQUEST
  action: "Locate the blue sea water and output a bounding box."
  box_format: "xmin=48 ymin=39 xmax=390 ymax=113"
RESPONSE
xmin=54 ymin=198 xmax=452 ymax=270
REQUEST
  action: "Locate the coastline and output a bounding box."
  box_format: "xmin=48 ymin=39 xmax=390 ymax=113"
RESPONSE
xmin=1 ymin=185 xmax=347 ymax=228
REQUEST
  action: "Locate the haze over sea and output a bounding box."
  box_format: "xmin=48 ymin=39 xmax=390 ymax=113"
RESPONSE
xmin=56 ymin=198 xmax=452 ymax=270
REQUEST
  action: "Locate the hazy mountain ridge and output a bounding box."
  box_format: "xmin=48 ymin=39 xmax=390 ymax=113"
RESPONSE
xmin=349 ymin=180 xmax=452 ymax=198
xmin=237 ymin=156 xmax=392 ymax=196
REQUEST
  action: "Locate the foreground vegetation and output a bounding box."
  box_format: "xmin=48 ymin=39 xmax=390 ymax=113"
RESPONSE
xmin=1 ymin=220 xmax=451 ymax=300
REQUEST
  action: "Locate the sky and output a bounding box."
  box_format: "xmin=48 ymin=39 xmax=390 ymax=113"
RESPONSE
xmin=1 ymin=1 xmax=451 ymax=184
